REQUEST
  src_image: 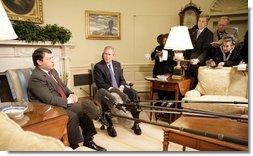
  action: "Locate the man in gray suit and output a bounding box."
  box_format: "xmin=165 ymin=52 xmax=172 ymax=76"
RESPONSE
xmin=94 ymin=46 xmax=142 ymax=137
xmin=28 ymin=48 xmax=106 ymax=151
xmin=211 ymin=16 xmax=239 ymax=47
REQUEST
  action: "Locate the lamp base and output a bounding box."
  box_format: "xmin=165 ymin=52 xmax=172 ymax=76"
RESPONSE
xmin=172 ymin=75 xmax=184 ymax=79
xmin=172 ymin=65 xmax=184 ymax=79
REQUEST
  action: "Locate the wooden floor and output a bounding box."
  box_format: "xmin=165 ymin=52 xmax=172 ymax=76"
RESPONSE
xmin=79 ymin=93 xmax=196 ymax=151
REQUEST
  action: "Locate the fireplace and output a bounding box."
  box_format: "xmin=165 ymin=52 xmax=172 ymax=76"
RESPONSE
xmin=0 ymin=40 xmax=75 ymax=102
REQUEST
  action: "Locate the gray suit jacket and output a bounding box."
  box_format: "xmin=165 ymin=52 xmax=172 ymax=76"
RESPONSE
xmin=28 ymin=67 xmax=73 ymax=108
xmin=213 ymin=27 xmax=239 ymax=43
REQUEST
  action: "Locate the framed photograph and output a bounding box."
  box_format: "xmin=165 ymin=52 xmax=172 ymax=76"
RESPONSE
xmin=1 ymin=0 xmax=43 ymax=23
xmin=85 ymin=10 xmax=121 ymax=40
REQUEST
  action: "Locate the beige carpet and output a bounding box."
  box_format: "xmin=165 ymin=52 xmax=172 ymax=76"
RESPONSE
xmin=91 ymin=111 xmax=196 ymax=151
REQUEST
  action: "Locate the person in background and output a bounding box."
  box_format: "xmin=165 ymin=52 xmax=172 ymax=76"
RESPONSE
xmin=93 ymin=46 xmax=142 ymax=137
xmin=28 ymin=48 xmax=106 ymax=151
xmin=210 ymin=35 xmax=241 ymax=67
xmin=151 ymin=33 xmax=176 ymax=101
xmin=211 ymin=16 xmax=239 ymax=47
xmin=185 ymin=13 xmax=213 ymax=88
xmin=240 ymin=30 xmax=248 ymax=64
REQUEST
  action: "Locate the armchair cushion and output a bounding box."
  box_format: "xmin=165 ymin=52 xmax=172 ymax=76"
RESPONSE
xmin=0 ymin=112 xmax=65 ymax=151
xmin=0 ymin=112 xmax=95 ymax=151
xmin=183 ymin=95 xmax=248 ymax=115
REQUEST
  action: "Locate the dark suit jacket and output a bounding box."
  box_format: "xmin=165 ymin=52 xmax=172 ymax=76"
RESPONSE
xmin=94 ymin=60 xmax=127 ymax=90
xmin=186 ymin=27 xmax=213 ymax=65
xmin=28 ymin=67 xmax=73 ymax=108
xmin=212 ymin=46 xmax=242 ymax=67
xmin=151 ymin=45 xmax=176 ymax=77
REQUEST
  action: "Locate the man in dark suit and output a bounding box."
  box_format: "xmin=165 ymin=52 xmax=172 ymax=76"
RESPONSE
xmin=93 ymin=46 xmax=142 ymax=137
xmin=28 ymin=48 xmax=106 ymax=151
xmin=185 ymin=13 xmax=213 ymax=88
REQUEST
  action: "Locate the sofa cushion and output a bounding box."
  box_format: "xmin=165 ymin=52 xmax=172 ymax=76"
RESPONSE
xmin=228 ymin=68 xmax=248 ymax=98
xmin=196 ymin=67 xmax=231 ymax=95
xmin=182 ymin=95 xmax=248 ymax=115
xmin=0 ymin=112 xmax=65 ymax=151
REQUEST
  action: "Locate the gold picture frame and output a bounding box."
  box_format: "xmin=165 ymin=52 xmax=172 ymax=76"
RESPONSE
xmin=85 ymin=10 xmax=121 ymax=40
xmin=1 ymin=0 xmax=43 ymax=23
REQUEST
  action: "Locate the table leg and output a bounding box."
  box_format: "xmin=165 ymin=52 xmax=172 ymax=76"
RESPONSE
xmin=174 ymin=88 xmax=180 ymax=120
xmin=62 ymin=124 xmax=69 ymax=146
xmin=163 ymin=130 xmax=169 ymax=151
xmin=150 ymin=82 xmax=154 ymax=121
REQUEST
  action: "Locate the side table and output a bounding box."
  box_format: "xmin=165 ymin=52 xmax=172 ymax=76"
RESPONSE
xmin=145 ymin=77 xmax=191 ymax=120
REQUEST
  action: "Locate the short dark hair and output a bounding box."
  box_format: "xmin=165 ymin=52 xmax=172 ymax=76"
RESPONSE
xmin=32 ymin=48 xmax=52 ymax=67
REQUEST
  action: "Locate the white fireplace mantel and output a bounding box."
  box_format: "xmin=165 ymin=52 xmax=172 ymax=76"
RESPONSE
xmin=0 ymin=40 xmax=75 ymax=87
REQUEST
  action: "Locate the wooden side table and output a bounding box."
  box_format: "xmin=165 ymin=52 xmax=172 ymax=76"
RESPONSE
xmin=163 ymin=116 xmax=248 ymax=151
xmin=21 ymin=102 xmax=69 ymax=146
xmin=145 ymin=77 xmax=191 ymax=120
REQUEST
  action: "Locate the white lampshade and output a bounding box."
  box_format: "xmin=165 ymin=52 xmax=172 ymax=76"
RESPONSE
xmin=0 ymin=1 xmax=17 ymax=40
xmin=164 ymin=26 xmax=193 ymax=50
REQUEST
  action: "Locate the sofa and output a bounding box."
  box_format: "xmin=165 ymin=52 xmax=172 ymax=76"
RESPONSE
xmin=0 ymin=112 xmax=94 ymax=151
xmin=182 ymin=67 xmax=248 ymax=115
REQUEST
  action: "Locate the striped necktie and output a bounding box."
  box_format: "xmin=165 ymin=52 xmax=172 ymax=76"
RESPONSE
xmin=108 ymin=64 xmax=118 ymax=88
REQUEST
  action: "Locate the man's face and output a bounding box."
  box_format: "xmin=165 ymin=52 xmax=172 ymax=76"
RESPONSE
xmin=217 ymin=19 xmax=228 ymax=32
xmin=103 ymin=48 xmax=114 ymax=64
xmin=37 ymin=52 xmax=55 ymax=71
xmin=197 ymin=17 xmax=208 ymax=30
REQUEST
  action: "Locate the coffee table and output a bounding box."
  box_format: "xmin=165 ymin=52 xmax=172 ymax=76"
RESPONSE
xmin=163 ymin=116 xmax=248 ymax=151
xmin=20 ymin=102 xmax=69 ymax=146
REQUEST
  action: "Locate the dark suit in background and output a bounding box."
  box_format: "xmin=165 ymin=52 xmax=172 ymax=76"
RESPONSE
xmin=185 ymin=27 xmax=213 ymax=88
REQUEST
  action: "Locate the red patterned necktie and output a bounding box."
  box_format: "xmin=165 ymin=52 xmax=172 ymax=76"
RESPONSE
xmin=48 ymin=71 xmax=67 ymax=98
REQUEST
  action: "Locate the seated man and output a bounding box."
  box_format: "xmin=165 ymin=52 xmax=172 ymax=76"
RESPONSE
xmin=93 ymin=46 xmax=142 ymax=137
xmin=28 ymin=48 xmax=106 ymax=151
xmin=210 ymin=35 xmax=241 ymax=67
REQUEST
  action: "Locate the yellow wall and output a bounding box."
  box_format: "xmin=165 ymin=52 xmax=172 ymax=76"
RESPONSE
xmin=43 ymin=0 xmax=214 ymax=66
xmin=41 ymin=0 xmax=248 ymax=97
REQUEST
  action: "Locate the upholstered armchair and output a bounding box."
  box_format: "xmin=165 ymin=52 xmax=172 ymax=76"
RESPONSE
xmin=5 ymin=68 xmax=33 ymax=102
xmin=0 ymin=112 xmax=94 ymax=151
xmin=182 ymin=67 xmax=248 ymax=115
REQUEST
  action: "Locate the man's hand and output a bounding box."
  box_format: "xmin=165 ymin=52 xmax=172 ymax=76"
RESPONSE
xmin=119 ymin=86 xmax=124 ymax=92
xmin=190 ymin=58 xmax=200 ymax=65
xmin=217 ymin=62 xmax=224 ymax=67
xmin=155 ymin=50 xmax=162 ymax=57
xmin=67 ymin=94 xmax=78 ymax=105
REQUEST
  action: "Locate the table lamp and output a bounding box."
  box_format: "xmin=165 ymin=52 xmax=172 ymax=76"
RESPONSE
xmin=0 ymin=1 xmax=17 ymax=40
xmin=164 ymin=26 xmax=193 ymax=79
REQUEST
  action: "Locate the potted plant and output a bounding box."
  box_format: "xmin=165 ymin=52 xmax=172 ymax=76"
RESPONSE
xmin=12 ymin=21 xmax=72 ymax=44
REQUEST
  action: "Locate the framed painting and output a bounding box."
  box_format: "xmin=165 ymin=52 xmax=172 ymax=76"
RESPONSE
xmin=1 ymin=0 xmax=43 ymax=23
xmin=85 ymin=10 xmax=121 ymax=40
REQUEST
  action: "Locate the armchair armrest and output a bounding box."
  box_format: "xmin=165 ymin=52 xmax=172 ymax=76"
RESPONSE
xmin=184 ymin=89 xmax=201 ymax=98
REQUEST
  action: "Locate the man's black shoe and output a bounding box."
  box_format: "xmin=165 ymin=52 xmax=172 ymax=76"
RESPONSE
xmin=107 ymin=126 xmax=117 ymax=137
xmin=132 ymin=123 xmax=142 ymax=135
xmin=83 ymin=139 xmax=107 ymax=151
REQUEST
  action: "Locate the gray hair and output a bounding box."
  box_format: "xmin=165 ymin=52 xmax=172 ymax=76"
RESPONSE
xmin=219 ymin=16 xmax=230 ymax=24
xmin=103 ymin=46 xmax=115 ymax=53
xmin=222 ymin=34 xmax=236 ymax=45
